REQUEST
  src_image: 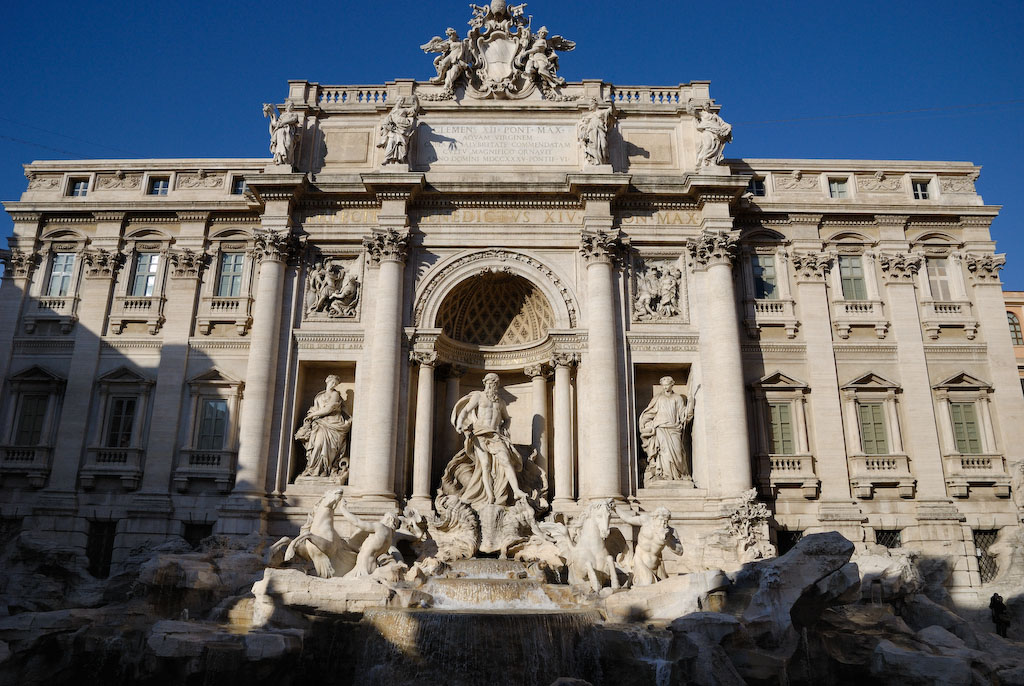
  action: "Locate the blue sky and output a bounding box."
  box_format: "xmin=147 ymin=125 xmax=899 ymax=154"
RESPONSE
xmin=2 ymin=1 xmax=1022 ymax=285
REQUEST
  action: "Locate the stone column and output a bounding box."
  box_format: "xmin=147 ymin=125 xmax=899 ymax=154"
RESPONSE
xmin=790 ymin=245 xmax=853 ymax=500
xmin=551 ymin=353 xmax=578 ymax=506
xmin=688 ymin=228 xmax=752 ymax=496
xmin=0 ymin=216 xmax=40 ymax=391
xmin=352 ymin=228 xmax=409 ymax=501
xmin=524 ymin=363 xmax=551 ymax=472
xmin=410 ymin=351 xmax=438 ymax=508
xmin=579 ymin=229 xmax=626 ymax=501
xmin=443 ymin=365 xmax=467 ymax=461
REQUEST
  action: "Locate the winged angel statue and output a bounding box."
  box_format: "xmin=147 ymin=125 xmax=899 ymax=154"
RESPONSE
xmin=420 ymin=2 xmax=575 ymax=100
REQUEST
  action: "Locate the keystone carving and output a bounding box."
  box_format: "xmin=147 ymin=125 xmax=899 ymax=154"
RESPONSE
xmin=363 ymin=228 xmax=410 ymax=264
xmin=686 ymin=230 xmax=738 ymax=269
xmin=877 ymin=252 xmax=922 ymax=283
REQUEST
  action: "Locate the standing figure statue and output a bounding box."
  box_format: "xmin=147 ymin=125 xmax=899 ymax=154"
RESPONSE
xmin=294 ymin=375 xmax=353 ymax=482
xmin=577 ymin=99 xmax=613 ymax=166
xmin=693 ymin=105 xmax=733 ymax=168
xmin=440 ymin=372 xmax=546 ymax=507
xmin=421 ymin=28 xmax=471 ymax=93
xmin=638 ymin=376 xmax=698 ymax=482
xmin=263 ymin=102 xmax=300 ymax=167
xmin=657 ymin=268 xmax=681 ymax=317
xmin=518 ymin=26 xmax=575 ymax=92
xmin=616 ymin=505 xmax=684 ymax=586
xmin=377 ymin=96 xmax=420 ymax=165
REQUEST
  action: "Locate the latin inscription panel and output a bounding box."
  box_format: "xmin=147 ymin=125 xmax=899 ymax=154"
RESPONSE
xmin=416 ymin=124 xmax=577 ymax=167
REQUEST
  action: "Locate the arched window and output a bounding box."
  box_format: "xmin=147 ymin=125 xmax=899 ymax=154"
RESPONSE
xmin=1008 ymin=312 xmax=1024 ymax=346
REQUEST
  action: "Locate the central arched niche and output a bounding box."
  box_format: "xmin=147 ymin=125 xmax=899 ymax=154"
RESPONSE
xmin=436 ymin=272 xmax=555 ymax=346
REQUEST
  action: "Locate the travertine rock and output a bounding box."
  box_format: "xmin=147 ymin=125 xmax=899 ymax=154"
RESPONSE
xmin=603 ymin=569 xmax=729 ymax=622
xmin=869 ymin=638 xmax=973 ymax=685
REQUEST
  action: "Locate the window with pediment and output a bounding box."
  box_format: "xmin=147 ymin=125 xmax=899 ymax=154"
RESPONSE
xmin=82 ymin=367 xmax=153 ymax=490
xmin=750 ymin=371 xmax=818 ymax=498
xmin=24 ymin=231 xmax=87 ymax=335
xmin=109 ymin=230 xmax=171 ymax=335
xmin=175 ymin=368 xmax=244 ymax=493
xmin=437 ymin=272 xmax=555 ymax=347
xmin=827 ymin=234 xmax=888 ymax=339
xmin=197 ymin=230 xmax=255 ymax=335
xmin=840 ymin=372 xmax=914 ymax=499
xmin=0 ymin=366 xmax=65 ymax=488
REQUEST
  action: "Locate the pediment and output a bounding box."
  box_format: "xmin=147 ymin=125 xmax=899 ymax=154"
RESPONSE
xmin=10 ymin=365 xmax=63 ymax=383
xmin=754 ymin=371 xmax=808 ymax=389
xmin=841 ymin=372 xmax=900 ymax=391
xmin=934 ymin=372 xmax=991 ymax=391
xmin=188 ymin=367 xmax=242 ymax=387
xmin=97 ymin=366 xmax=149 ymax=384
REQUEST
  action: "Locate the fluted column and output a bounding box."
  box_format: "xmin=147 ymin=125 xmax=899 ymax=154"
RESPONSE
xmin=551 ymin=353 xmax=579 ymax=506
xmin=579 ymin=229 xmax=626 ymax=500
xmin=524 ymin=363 xmax=551 ymax=472
xmin=688 ymin=228 xmax=752 ymax=496
xmin=410 ymin=351 xmax=438 ymax=507
xmin=232 ymin=228 xmax=298 ymax=498
xmin=353 ymin=228 xmax=409 ymax=500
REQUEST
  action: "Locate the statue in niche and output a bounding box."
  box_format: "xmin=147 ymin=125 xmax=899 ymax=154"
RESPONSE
xmin=577 ymin=99 xmax=614 ymax=166
xmin=440 ymin=372 xmax=547 ymax=508
xmin=616 ymin=505 xmax=683 ymax=586
xmin=691 ymin=103 xmax=732 ymax=168
xmin=421 ymin=28 xmax=471 ymax=94
xmin=377 ymin=96 xmax=420 ymax=165
xmin=634 ymin=263 xmax=682 ymax=320
xmin=263 ymin=102 xmax=300 ymax=167
xmin=517 ymin=26 xmax=575 ymax=92
xmin=294 ymin=375 xmax=352 ymax=482
xmin=305 ymin=259 xmax=360 ymax=318
xmin=639 ymin=376 xmax=698 ymax=483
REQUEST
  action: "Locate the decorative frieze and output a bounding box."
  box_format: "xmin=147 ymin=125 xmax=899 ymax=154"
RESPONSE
xmin=963 ymin=253 xmax=1005 ymax=282
xmin=774 ymin=170 xmax=818 ymax=191
xmin=686 ymin=230 xmax=737 ymax=269
xmin=877 ymin=252 xmax=922 ymax=283
xmin=168 ymin=249 xmax=208 ymax=279
xmin=96 ymin=171 xmax=142 ymax=190
xmin=579 ymin=229 xmax=626 ymax=265
xmin=83 ymin=248 xmax=124 ymax=278
xmin=856 ymin=171 xmax=902 ymax=192
xmin=790 ymin=251 xmax=834 ymax=282
xmin=939 ymin=172 xmax=979 ymax=194
xmin=176 ymin=170 xmax=225 ymax=189
xmin=363 ymin=228 xmax=410 ymax=265
xmin=25 ymin=172 xmax=61 ymax=191
xmin=1 ymin=249 xmax=39 ymax=279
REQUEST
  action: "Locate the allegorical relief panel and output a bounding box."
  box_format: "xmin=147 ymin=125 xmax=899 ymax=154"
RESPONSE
xmin=631 ymin=256 xmax=687 ymax=323
xmin=303 ymin=255 xmax=362 ymax=321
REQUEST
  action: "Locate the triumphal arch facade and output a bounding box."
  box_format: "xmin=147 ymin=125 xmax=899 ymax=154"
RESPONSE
xmin=1 ymin=2 xmax=1022 ymax=589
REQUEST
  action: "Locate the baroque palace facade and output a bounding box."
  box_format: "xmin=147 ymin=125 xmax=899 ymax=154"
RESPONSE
xmin=1 ymin=4 xmax=1022 ymax=591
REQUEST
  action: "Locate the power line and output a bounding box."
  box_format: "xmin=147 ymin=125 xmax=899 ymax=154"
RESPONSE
xmin=736 ymin=99 xmax=1024 ymax=125
xmin=0 ymin=116 xmax=142 ymax=156
xmin=0 ymin=134 xmax=98 ymax=158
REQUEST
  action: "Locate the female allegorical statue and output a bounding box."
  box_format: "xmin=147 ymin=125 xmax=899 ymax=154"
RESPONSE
xmin=295 ymin=375 xmax=353 ymax=482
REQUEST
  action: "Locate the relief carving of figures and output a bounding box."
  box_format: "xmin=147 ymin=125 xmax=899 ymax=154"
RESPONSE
xmin=690 ymin=102 xmax=732 ymax=168
xmin=305 ymin=258 xmax=360 ymax=318
xmin=775 ymin=170 xmax=819 ymax=191
xmin=577 ymin=99 xmax=614 ymax=167
xmin=294 ymin=375 xmax=353 ymax=483
xmin=440 ymin=373 xmax=547 ymax=508
xmin=939 ymin=172 xmax=979 ymax=194
xmin=615 ymin=505 xmax=683 ymax=586
xmin=377 ymin=96 xmax=420 ymax=165
xmin=263 ymin=102 xmax=300 ymax=168
xmin=857 ymin=171 xmax=903 ymax=192
xmin=177 ymin=170 xmax=225 ymax=190
xmin=638 ymin=376 xmax=698 ymax=483
xmin=25 ymin=172 xmax=60 ymax=191
xmin=633 ymin=261 xmax=682 ymax=321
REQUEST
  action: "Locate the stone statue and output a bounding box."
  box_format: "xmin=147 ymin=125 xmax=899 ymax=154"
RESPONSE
xmin=692 ymin=104 xmax=732 ymax=168
xmin=283 ymin=489 xmax=356 ymax=578
xmin=440 ymin=372 xmax=547 ymax=507
xmin=421 ymin=28 xmax=471 ymax=94
xmin=577 ymin=99 xmax=613 ymax=166
xmin=728 ymin=488 xmax=775 ymax=563
xmin=294 ymin=375 xmax=353 ymax=482
xmin=377 ymin=96 xmax=420 ymax=165
xmin=335 ymin=500 xmax=405 ymax=579
xmin=305 ymin=259 xmax=360 ymax=318
xmin=639 ymin=377 xmax=698 ymax=483
xmin=518 ymin=26 xmax=575 ymax=93
xmin=539 ymin=498 xmax=621 ymax=592
xmin=616 ymin=505 xmax=683 ymax=586
xmin=263 ymin=102 xmax=300 ymax=167
xmin=634 ymin=263 xmax=682 ymax=321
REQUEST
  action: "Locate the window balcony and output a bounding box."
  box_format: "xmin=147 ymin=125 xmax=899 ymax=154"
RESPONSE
xmin=757 ymin=453 xmax=819 ymax=498
xmin=942 ymin=453 xmax=1010 ymax=498
xmin=848 ymin=453 xmax=915 ymax=498
xmin=0 ymin=445 xmax=52 ymax=488
xmin=81 ymin=447 xmax=143 ymax=490
xmin=831 ymin=300 xmax=888 ymax=339
xmin=744 ymin=299 xmax=798 ymax=339
xmin=195 ymin=295 xmax=253 ymax=335
xmin=23 ymin=296 xmax=79 ymax=334
xmin=174 ymin=448 xmax=237 ymax=493
xmin=921 ymin=300 xmax=978 ymax=340
xmin=109 ymin=296 xmax=165 ymax=335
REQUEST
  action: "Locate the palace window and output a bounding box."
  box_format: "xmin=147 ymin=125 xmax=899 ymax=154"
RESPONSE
xmin=912 ymin=180 xmax=931 ymax=200
xmin=857 ymin=403 xmax=889 ymax=455
xmin=949 ymin=402 xmax=982 ymax=454
xmin=925 ymin=257 xmax=952 ymax=301
xmin=196 ymin=398 xmax=228 ymax=450
xmin=747 ymin=177 xmax=766 ymax=196
xmin=1008 ymin=312 xmax=1023 ymax=345
xmin=841 ymin=373 xmax=914 ymax=498
xmin=838 ymin=255 xmax=868 ymax=300
xmin=751 ymin=254 xmax=778 ymax=299
xmin=230 ymin=177 xmax=247 ymax=195
xmin=216 ymin=253 xmax=245 ymax=297
xmin=90 ymin=368 xmax=152 ymax=451
xmin=69 ymin=179 xmax=89 ymax=197
xmin=147 ymin=177 xmax=170 ymax=196
xmin=828 ymin=178 xmax=849 ymax=198
xmin=104 ymin=397 xmax=137 ymax=448
xmin=974 ymin=529 xmax=1000 ymax=583
xmin=751 ymin=372 xmax=817 ymax=498
xmin=130 ymin=252 xmax=160 ymax=297
xmin=175 ymin=369 xmax=244 ymax=494
xmin=13 ymin=394 xmax=48 ymax=446
xmin=767 ymin=402 xmax=795 ymax=455
xmin=933 ymin=372 xmax=1009 ymax=497
xmin=46 ymin=253 xmax=76 ymax=297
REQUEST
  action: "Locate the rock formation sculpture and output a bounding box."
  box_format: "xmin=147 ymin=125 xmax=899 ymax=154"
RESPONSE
xmin=263 ymin=102 xmax=299 ymax=167
xmin=539 ymin=498 xmax=620 ymax=592
xmin=728 ymin=488 xmax=775 ymax=562
xmin=304 ymin=258 xmax=360 ymax=318
xmin=616 ymin=505 xmax=683 ymax=586
xmin=294 ymin=375 xmax=352 ymax=482
xmin=577 ymin=99 xmax=613 ymax=166
xmin=377 ymin=96 xmax=420 ymax=165
xmin=691 ymin=103 xmax=732 ymax=168
xmin=638 ymin=377 xmax=698 ymax=483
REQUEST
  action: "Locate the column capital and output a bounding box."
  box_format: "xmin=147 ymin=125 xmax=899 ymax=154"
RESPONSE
xmin=687 ymin=229 xmax=738 ymax=269
xmin=168 ymin=248 xmax=209 ymax=279
xmin=551 ymin=352 xmax=580 ymax=368
xmin=82 ymin=248 xmax=125 ymax=279
xmin=579 ymin=229 xmax=626 ymax=266
xmin=524 ymin=363 xmax=551 ymax=379
xmin=0 ymin=248 xmax=40 ymax=280
xmin=791 ymin=251 xmax=835 ymax=283
xmin=877 ymin=251 xmax=922 ymax=283
xmin=253 ymin=228 xmax=304 ymax=263
xmin=410 ymin=350 xmax=438 ymax=367
xmin=963 ymin=252 xmax=1005 ymax=284
xmin=363 ymin=228 xmax=410 ymax=265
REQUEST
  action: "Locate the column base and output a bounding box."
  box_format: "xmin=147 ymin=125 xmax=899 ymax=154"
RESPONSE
xmin=407 ymin=495 xmax=434 ymax=514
